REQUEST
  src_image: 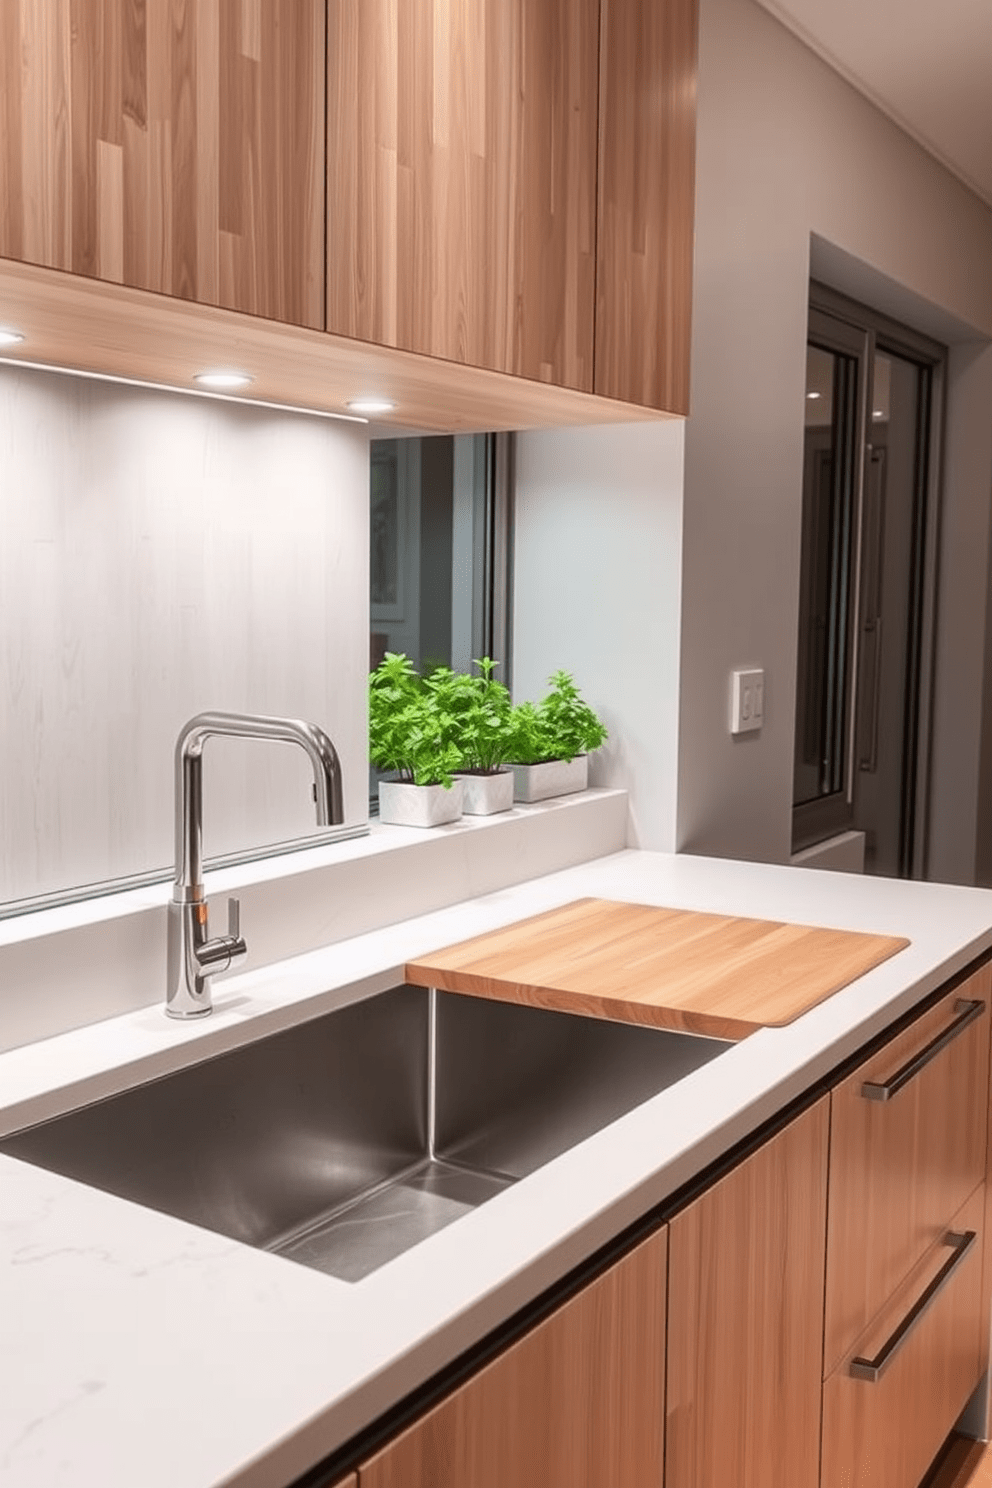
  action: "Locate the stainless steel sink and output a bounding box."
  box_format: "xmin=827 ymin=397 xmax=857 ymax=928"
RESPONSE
xmin=1 ymin=987 xmax=728 ymax=1282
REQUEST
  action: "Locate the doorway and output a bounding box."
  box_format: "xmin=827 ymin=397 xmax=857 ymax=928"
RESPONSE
xmin=792 ymin=286 xmax=945 ymax=877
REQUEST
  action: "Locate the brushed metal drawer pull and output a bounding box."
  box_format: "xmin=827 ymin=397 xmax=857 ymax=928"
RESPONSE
xmin=861 ymin=999 xmax=986 ymax=1102
xmin=849 ymin=1230 xmax=977 ymax=1383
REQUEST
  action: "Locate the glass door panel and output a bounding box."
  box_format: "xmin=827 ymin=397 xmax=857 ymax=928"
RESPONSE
xmin=793 ymin=313 xmax=867 ymax=845
xmin=854 ymin=351 xmax=930 ymax=876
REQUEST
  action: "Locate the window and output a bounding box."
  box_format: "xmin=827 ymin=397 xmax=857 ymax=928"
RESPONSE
xmin=368 ymin=433 xmax=513 ymax=805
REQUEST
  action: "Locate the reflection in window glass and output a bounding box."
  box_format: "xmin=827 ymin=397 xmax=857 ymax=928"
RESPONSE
xmin=368 ymin=434 xmax=509 ymax=805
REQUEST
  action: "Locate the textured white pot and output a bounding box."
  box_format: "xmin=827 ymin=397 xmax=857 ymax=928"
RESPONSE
xmin=456 ymin=769 xmax=515 ymax=816
xmin=511 ymin=755 xmax=588 ymax=803
xmin=378 ymin=778 xmax=464 ymax=827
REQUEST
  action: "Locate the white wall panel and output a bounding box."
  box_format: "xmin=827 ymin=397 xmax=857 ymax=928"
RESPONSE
xmin=513 ymin=421 xmax=684 ymax=852
xmin=0 ymin=366 xmax=369 ymax=906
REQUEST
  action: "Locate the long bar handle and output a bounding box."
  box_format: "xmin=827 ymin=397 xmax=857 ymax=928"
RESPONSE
xmin=861 ymin=999 xmax=985 ymax=1102
xmin=849 ymin=1230 xmax=977 ymax=1382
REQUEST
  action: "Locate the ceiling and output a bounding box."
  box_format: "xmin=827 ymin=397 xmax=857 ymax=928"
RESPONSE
xmin=755 ymin=0 xmax=992 ymax=208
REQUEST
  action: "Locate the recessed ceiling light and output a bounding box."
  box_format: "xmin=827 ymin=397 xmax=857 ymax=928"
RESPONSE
xmin=346 ymin=397 xmax=396 ymax=415
xmin=194 ymin=369 xmax=253 ymax=392
xmin=806 ymin=391 xmax=821 ymax=400
xmin=0 ymin=327 xmax=25 ymax=348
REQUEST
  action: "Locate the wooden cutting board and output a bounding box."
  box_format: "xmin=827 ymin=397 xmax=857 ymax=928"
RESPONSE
xmin=405 ymin=898 xmax=909 ymax=1041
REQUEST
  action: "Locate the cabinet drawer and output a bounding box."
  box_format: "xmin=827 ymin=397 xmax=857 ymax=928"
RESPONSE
xmin=821 ymin=1183 xmax=984 ymax=1488
xmin=824 ymin=965 xmax=992 ymax=1376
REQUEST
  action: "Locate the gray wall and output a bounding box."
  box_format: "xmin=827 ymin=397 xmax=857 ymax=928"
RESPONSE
xmin=677 ymin=0 xmax=992 ymax=872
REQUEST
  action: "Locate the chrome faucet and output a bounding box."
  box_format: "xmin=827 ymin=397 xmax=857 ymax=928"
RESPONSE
xmin=166 ymin=711 xmax=344 ymax=1019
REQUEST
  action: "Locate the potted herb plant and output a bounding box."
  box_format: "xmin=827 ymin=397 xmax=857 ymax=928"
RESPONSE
xmin=368 ymin=653 xmax=465 ymax=827
xmin=452 ymin=658 xmax=516 ymax=816
xmin=507 ymin=670 xmax=608 ymax=802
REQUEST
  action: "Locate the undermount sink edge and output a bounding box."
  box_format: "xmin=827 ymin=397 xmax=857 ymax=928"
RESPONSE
xmin=1 ymin=984 xmax=729 ymax=1284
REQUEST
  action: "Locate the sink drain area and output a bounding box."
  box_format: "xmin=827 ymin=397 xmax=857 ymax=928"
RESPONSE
xmin=269 ymin=1157 xmax=514 ymax=1282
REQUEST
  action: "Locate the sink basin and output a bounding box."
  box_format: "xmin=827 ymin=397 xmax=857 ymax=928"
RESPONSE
xmin=1 ymin=987 xmax=728 ymax=1282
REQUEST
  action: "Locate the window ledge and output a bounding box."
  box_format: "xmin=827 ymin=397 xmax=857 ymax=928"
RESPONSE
xmin=0 ymin=790 xmax=628 ymax=1054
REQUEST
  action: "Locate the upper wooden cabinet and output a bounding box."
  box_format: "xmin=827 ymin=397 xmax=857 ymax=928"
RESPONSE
xmin=0 ymin=0 xmax=325 ymax=329
xmin=326 ymin=0 xmax=600 ymax=392
xmin=326 ymin=0 xmax=698 ymax=411
xmin=595 ymin=0 xmax=698 ymax=413
xmin=2 ymin=0 xmax=697 ymax=415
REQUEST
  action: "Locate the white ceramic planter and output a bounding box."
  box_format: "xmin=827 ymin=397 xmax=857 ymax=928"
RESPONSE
xmin=378 ymin=778 xmax=464 ymax=828
xmin=510 ymin=755 xmax=588 ymax=803
xmin=456 ymin=769 xmax=515 ymax=816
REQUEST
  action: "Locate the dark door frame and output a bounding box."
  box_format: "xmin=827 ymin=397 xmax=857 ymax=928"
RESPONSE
xmin=792 ymin=282 xmax=946 ymax=878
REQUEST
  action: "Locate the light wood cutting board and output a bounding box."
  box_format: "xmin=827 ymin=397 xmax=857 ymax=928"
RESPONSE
xmin=405 ymin=898 xmax=909 ymax=1041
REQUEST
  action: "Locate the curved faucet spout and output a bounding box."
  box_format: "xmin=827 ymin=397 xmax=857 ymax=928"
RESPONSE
xmin=173 ymin=711 xmax=344 ymax=900
xmin=167 ymin=710 xmax=345 ymax=1019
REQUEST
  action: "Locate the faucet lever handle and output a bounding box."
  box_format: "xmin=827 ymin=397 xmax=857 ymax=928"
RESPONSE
xmin=227 ymin=896 xmax=240 ymax=939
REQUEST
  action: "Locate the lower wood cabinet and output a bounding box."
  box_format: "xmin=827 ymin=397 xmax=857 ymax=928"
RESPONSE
xmin=820 ymin=963 xmax=992 ymax=1487
xmin=821 ymin=1183 xmax=985 ymax=1488
xmin=824 ymin=965 xmax=992 ymax=1377
xmin=358 ymin=1226 xmax=667 ymax=1488
xmin=666 ymin=1095 xmax=830 ymax=1488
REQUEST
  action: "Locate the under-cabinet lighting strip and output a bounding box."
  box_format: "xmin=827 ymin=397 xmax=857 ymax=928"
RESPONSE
xmin=0 ymin=354 xmax=368 ymax=424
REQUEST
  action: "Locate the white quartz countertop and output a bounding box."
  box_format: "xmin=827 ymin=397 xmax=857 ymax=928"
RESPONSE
xmin=4 ymin=848 xmax=992 ymax=1488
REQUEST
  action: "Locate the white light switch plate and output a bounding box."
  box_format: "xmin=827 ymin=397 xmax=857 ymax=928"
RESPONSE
xmin=731 ymin=668 xmax=764 ymax=734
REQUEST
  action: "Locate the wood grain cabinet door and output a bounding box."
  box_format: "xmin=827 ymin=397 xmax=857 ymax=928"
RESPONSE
xmin=326 ymin=0 xmax=599 ymax=391
xmin=666 ymin=1096 xmax=830 ymax=1488
xmin=0 ymin=0 xmax=325 ymax=328
xmin=595 ymin=0 xmax=699 ymax=413
xmin=358 ymin=1225 xmax=667 ymax=1488
xmin=823 ymin=963 xmax=992 ymax=1378
xmin=821 ymin=1183 xmax=985 ymax=1488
